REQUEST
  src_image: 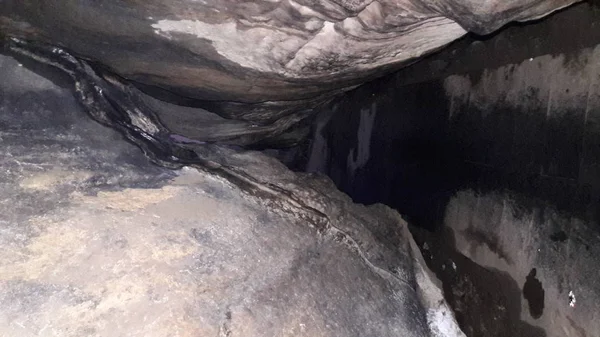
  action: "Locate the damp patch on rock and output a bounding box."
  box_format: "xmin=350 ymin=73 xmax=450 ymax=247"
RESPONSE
xmin=523 ymin=268 xmax=545 ymax=319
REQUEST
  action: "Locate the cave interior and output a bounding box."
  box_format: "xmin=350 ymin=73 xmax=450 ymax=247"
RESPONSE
xmin=1 ymin=1 xmax=600 ymax=337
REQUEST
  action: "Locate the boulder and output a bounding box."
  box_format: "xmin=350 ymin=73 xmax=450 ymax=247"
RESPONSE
xmin=0 ymin=53 xmax=464 ymax=337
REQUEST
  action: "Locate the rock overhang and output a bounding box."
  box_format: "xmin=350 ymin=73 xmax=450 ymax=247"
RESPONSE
xmin=0 ymin=0 xmax=580 ymax=146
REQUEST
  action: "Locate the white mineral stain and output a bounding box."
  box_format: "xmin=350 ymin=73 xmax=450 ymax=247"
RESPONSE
xmin=152 ymin=19 xmax=307 ymax=72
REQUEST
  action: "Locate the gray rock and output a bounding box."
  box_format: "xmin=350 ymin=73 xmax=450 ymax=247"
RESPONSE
xmin=0 ymin=0 xmax=578 ymax=145
xmin=0 ymin=53 xmax=463 ymax=336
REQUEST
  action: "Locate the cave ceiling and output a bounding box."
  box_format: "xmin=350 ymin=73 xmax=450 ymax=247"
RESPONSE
xmin=0 ymin=0 xmax=579 ymax=146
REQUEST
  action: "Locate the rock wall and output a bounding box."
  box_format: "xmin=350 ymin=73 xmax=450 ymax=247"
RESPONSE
xmin=445 ymin=189 xmax=600 ymax=337
xmin=307 ymin=7 xmax=600 ymax=335
xmin=440 ymin=43 xmax=600 ymax=337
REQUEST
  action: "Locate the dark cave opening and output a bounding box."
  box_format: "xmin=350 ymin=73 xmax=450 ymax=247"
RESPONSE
xmin=299 ymin=3 xmax=600 ymax=336
xmin=305 ymin=2 xmax=600 ymax=232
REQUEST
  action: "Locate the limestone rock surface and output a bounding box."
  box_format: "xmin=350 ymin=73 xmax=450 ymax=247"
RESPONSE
xmin=0 ymin=53 xmax=464 ymax=337
xmin=0 ymin=0 xmax=578 ymax=145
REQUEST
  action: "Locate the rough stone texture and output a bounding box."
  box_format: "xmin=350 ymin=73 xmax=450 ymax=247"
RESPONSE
xmin=0 ymin=53 xmax=464 ymax=336
xmin=0 ymin=0 xmax=578 ymax=146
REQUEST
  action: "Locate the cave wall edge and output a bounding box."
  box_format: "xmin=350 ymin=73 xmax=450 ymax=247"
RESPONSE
xmin=305 ymin=2 xmax=600 ymax=336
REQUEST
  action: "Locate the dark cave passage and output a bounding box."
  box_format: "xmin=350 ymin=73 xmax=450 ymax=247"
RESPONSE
xmin=301 ymin=3 xmax=600 ymax=336
xmin=306 ymin=2 xmax=600 ymax=232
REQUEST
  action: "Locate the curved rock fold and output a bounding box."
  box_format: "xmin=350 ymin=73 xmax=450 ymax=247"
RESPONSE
xmin=0 ymin=0 xmax=578 ymax=146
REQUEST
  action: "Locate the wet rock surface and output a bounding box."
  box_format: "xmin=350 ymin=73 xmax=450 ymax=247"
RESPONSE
xmin=0 ymin=53 xmax=464 ymax=336
xmin=411 ymin=227 xmax=547 ymax=337
xmin=444 ymin=190 xmax=600 ymax=337
xmin=305 ymin=8 xmax=600 ymax=334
